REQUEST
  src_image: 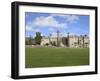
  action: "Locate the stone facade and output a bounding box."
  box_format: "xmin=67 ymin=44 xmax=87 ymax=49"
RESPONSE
xmin=25 ymin=35 xmax=89 ymax=48
xmin=40 ymin=35 xmax=89 ymax=48
xmin=68 ymin=35 xmax=89 ymax=48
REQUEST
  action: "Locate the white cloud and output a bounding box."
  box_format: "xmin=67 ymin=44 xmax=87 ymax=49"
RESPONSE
xmin=66 ymin=15 xmax=79 ymax=23
xmin=32 ymin=15 xmax=67 ymax=29
xmin=34 ymin=29 xmax=40 ymax=32
xmin=26 ymin=14 xmax=79 ymax=34
xmin=51 ymin=14 xmax=68 ymax=18
xmin=69 ymin=33 xmax=75 ymax=36
xmin=26 ymin=25 xmax=40 ymax=32
xmin=41 ymin=33 xmax=44 ymax=36
xmin=50 ymin=32 xmax=63 ymax=37
xmin=26 ymin=25 xmax=33 ymax=31
xmin=51 ymin=14 xmax=79 ymax=23
xmin=51 ymin=32 xmax=57 ymax=37
xmin=51 ymin=31 xmax=69 ymax=37
xmin=61 ymin=33 xmax=67 ymax=37
xmin=48 ymin=28 xmax=55 ymax=31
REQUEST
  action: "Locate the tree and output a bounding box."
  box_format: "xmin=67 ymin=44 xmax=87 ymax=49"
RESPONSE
xmin=52 ymin=41 xmax=56 ymax=46
xmin=78 ymin=37 xmax=80 ymax=46
xmin=35 ymin=32 xmax=42 ymax=45
xmin=82 ymin=35 xmax=85 ymax=48
xmin=67 ymin=32 xmax=70 ymax=47
xmin=48 ymin=33 xmax=52 ymax=45
xmin=57 ymin=30 xmax=60 ymax=47
xmin=29 ymin=35 xmax=33 ymax=45
xmin=80 ymin=35 xmax=85 ymax=48
xmin=84 ymin=34 xmax=87 ymax=37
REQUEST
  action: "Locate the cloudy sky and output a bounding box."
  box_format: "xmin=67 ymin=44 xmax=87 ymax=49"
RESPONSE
xmin=25 ymin=12 xmax=89 ymax=38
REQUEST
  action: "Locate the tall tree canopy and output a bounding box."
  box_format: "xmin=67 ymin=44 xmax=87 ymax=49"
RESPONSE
xmin=35 ymin=32 xmax=42 ymax=45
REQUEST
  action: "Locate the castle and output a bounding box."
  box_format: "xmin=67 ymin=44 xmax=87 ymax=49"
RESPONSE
xmin=26 ymin=33 xmax=89 ymax=48
xmin=41 ymin=34 xmax=89 ymax=48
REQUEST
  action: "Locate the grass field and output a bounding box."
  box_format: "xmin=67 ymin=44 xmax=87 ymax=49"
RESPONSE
xmin=25 ymin=47 xmax=89 ymax=68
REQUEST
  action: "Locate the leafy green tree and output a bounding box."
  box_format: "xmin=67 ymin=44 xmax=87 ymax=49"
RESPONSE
xmin=35 ymin=32 xmax=42 ymax=45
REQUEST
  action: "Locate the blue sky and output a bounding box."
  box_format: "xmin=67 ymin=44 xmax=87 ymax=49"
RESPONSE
xmin=25 ymin=12 xmax=89 ymax=38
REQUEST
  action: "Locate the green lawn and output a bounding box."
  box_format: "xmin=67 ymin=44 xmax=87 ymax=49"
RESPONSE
xmin=25 ymin=47 xmax=89 ymax=68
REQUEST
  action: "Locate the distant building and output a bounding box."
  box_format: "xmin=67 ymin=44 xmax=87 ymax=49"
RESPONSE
xmin=40 ymin=34 xmax=89 ymax=48
xmin=67 ymin=35 xmax=89 ymax=48
xmin=25 ymin=34 xmax=89 ymax=48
